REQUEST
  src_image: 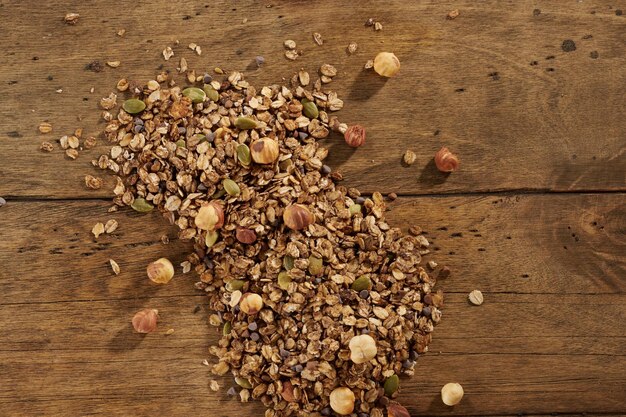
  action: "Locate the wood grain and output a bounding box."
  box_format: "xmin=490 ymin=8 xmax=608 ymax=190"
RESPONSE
xmin=1 ymin=0 xmax=625 ymax=416
xmin=0 ymin=195 xmax=625 ymax=416
xmin=1 ymin=0 xmax=625 ymax=198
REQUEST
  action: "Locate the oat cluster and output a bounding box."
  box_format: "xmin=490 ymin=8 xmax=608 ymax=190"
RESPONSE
xmin=95 ymin=70 xmax=443 ymax=417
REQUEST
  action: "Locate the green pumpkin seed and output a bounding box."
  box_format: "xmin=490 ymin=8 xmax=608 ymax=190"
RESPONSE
xmin=130 ymin=197 xmax=154 ymax=213
xmin=302 ymin=98 xmax=319 ymax=119
xmin=122 ymin=98 xmax=146 ymax=114
xmin=203 ymin=84 xmax=220 ymax=102
xmin=223 ymin=178 xmax=241 ymax=196
xmin=384 ymin=374 xmax=400 ymax=396
xmin=235 ymin=116 xmax=258 ymax=130
xmin=211 ymin=188 xmax=226 ymax=199
xmin=278 ymin=271 xmax=292 ymax=290
xmin=283 ymin=255 xmax=294 ymax=271
xmin=349 ymin=204 xmax=362 ymax=216
xmin=226 ymin=279 xmax=245 ymax=291
xmin=308 ymin=256 xmax=324 ymax=276
xmin=235 ymin=377 xmax=252 ymax=389
xmin=182 ymin=87 xmax=206 ymax=103
xmin=351 ymin=275 xmax=372 ymax=291
xmin=176 ymin=139 xmax=186 ymax=148
xmin=205 ymin=230 xmax=219 ymax=247
xmin=222 ymin=321 xmax=232 ymax=336
xmin=236 ymin=144 xmax=251 ymax=166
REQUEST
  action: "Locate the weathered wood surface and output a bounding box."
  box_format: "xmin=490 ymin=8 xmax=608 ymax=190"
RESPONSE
xmin=0 ymin=0 xmax=625 ymax=416
xmin=0 ymin=195 xmax=624 ymax=416
xmin=0 ymin=0 xmax=625 ymax=198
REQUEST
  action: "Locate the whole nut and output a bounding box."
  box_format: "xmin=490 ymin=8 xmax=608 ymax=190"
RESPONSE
xmin=195 ymin=201 xmax=225 ymax=231
xmin=387 ymin=403 xmax=411 ymax=417
xmin=239 ymin=292 xmax=264 ymax=315
xmin=283 ymin=204 xmax=314 ymax=230
xmin=468 ymin=290 xmax=484 ymax=305
xmin=373 ymin=52 xmax=401 ymax=77
xmin=349 ymin=334 xmax=377 ymax=363
xmin=281 ymin=381 xmax=296 ymax=402
xmin=147 ymin=258 xmax=174 ymax=284
xmin=344 ymin=125 xmax=366 ymax=148
xmin=329 ymin=387 xmax=355 ymax=415
xmin=441 ymin=382 xmax=464 ymax=406
xmin=250 ymin=138 xmax=279 ymax=164
xmin=434 ymin=147 xmax=460 ymax=173
xmin=236 ymin=227 xmax=257 ymax=244
xmin=132 ymin=308 xmax=158 ymax=333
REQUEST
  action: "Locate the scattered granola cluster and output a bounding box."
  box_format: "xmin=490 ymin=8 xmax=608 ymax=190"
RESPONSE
xmin=94 ymin=70 xmax=443 ymax=417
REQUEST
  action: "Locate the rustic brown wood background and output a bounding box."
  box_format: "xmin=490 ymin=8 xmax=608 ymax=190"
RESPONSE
xmin=1 ymin=0 xmax=625 ymax=416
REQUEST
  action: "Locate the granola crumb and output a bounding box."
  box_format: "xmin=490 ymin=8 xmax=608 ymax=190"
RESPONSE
xmin=209 ymin=380 xmax=220 ymax=392
xmin=364 ymin=59 xmax=374 ymax=69
xmin=40 ymin=141 xmax=54 ymax=152
xmin=38 ymin=122 xmax=53 ymax=134
xmin=374 ymin=21 xmax=383 ymax=31
xmin=161 ymin=235 xmax=170 ymax=244
xmin=85 ymin=175 xmax=103 ymax=190
xmin=117 ymin=29 xmax=126 ymax=37
xmin=64 ymin=12 xmax=79 ymax=25
xmin=92 ymin=222 xmax=105 ymax=239
xmin=447 ymin=9 xmax=460 ymax=19
xmin=165 ymin=328 xmax=175 ymax=335
xmin=403 ymin=150 xmax=417 ymax=166
xmin=162 ymin=46 xmax=174 ymax=61
xmin=313 ymin=32 xmax=323 ymax=46
xmin=347 ymin=43 xmax=358 ymax=54
xmin=109 ymin=259 xmax=120 ymax=275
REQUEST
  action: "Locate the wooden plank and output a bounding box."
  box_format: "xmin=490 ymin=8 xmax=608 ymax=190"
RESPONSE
xmin=1 ymin=0 xmax=625 ymax=198
xmin=1 ymin=194 xmax=624 ymax=305
xmin=0 ymin=294 xmax=624 ymax=416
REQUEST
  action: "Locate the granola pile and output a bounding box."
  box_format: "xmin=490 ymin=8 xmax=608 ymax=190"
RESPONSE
xmin=96 ymin=70 xmax=443 ymax=417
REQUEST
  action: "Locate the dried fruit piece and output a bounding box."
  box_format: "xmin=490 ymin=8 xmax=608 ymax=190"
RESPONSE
xmin=330 ymin=387 xmax=355 ymax=415
xmin=373 ymin=52 xmax=401 ymax=77
xmin=283 ymin=204 xmax=314 ymax=230
xmin=132 ymin=309 xmax=158 ymax=333
xmin=434 ymin=147 xmax=460 ymax=172
xmin=349 ymin=334 xmax=377 ymax=363
xmin=147 ymin=258 xmax=174 ymax=284
xmin=441 ymin=382 xmax=464 ymax=406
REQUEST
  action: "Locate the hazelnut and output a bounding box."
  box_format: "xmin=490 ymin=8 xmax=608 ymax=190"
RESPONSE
xmin=239 ymin=292 xmax=264 ymax=315
xmin=281 ymin=381 xmax=296 ymax=402
xmin=146 ymin=258 xmax=174 ymax=284
xmin=349 ymin=334 xmax=378 ymax=363
xmin=434 ymin=146 xmax=460 ymax=173
xmin=283 ymin=204 xmax=314 ymax=230
xmin=373 ymin=52 xmax=401 ymax=77
xmin=329 ymin=387 xmax=355 ymax=415
xmin=344 ymin=124 xmax=366 ymax=148
xmin=387 ymin=403 xmax=411 ymax=417
xmin=236 ymin=227 xmax=257 ymax=244
xmin=132 ymin=308 xmax=158 ymax=333
xmin=441 ymin=382 xmax=464 ymax=406
xmin=250 ymin=138 xmax=279 ymax=164
xmin=195 ymin=201 xmax=224 ymax=231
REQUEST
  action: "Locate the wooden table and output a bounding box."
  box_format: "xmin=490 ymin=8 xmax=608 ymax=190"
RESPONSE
xmin=1 ymin=1 xmax=625 ymax=416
